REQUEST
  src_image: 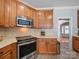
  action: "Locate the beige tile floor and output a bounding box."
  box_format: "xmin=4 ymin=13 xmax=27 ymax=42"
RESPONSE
xmin=36 ymin=53 xmax=79 ymax=59
xmin=31 ymin=38 xmax=79 ymax=59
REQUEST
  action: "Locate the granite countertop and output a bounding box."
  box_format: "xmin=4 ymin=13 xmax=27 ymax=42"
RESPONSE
xmin=0 ymin=36 xmax=57 ymax=49
xmin=0 ymin=38 xmax=17 ymax=49
xmin=73 ymin=34 xmax=79 ymax=37
xmin=33 ymin=36 xmax=57 ymax=38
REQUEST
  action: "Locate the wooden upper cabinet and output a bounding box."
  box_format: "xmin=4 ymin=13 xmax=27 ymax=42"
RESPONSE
xmin=17 ymin=1 xmax=34 ymax=19
xmin=10 ymin=0 xmax=16 ymax=27
xmin=35 ymin=10 xmax=53 ymax=29
xmin=33 ymin=10 xmax=39 ymax=28
xmin=24 ymin=6 xmax=29 ymax=18
xmin=4 ymin=0 xmax=11 ymax=27
xmin=16 ymin=1 xmax=53 ymax=29
xmin=45 ymin=10 xmax=53 ymax=28
xmin=17 ymin=1 xmax=25 ymax=17
xmin=0 ymin=0 xmax=16 ymax=27
xmin=77 ymin=10 xmax=79 ymax=28
xmin=0 ymin=0 xmax=4 ymax=26
xmin=5 ymin=0 xmax=16 ymax=27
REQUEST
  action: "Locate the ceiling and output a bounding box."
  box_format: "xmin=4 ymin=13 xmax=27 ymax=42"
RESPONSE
xmin=22 ymin=0 xmax=79 ymax=8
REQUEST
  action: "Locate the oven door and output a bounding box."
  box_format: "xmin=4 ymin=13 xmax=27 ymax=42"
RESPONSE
xmin=17 ymin=41 xmax=36 ymax=59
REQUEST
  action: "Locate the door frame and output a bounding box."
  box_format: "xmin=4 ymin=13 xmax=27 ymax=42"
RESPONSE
xmin=57 ymin=17 xmax=72 ymax=49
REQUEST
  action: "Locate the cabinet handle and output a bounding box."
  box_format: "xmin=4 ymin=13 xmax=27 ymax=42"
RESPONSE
xmin=0 ymin=52 xmax=3 ymax=54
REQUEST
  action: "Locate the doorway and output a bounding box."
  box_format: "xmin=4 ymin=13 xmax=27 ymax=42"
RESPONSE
xmin=58 ymin=18 xmax=71 ymax=42
xmin=60 ymin=22 xmax=69 ymax=42
xmin=58 ymin=17 xmax=72 ymax=54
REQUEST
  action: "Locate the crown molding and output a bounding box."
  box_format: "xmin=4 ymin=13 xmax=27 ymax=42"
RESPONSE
xmin=18 ymin=0 xmax=79 ymax=10
xmin=53 ymin=6 xmax=79 ymax=9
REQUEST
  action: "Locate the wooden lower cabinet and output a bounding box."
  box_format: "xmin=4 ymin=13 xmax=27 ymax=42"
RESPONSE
xmin=47 ymin=39 xmax=57 ymax=54
xmin=73 ymin=36 xmax=79 ymax=52
xmin=11 ymin=43 xmax=16 ymax=59
xmin=38 ymin=39 xmax=47 ymax=53
xmin=1 ymin=51 xmax=12 ymax=59
xmin=37 ymin=38 xmax=59 ymax=54
xmin=0 ymin=42 xmax=16 ymax=59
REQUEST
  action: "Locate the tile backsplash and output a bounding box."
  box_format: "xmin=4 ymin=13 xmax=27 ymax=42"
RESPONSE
xmin=29 ymin=29 xmax=56 ymax=37
xmin=0 ymin=27 xmax=30 ymax=39
xmin=0 ymin=27 xmax=57 ymax=40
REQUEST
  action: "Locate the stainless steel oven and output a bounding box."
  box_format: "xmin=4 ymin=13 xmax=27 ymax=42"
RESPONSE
xmin=16 ymin=36 xmax=37 ymax=59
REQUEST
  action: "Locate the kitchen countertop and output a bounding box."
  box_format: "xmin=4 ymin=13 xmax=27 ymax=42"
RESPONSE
xmin=33 ymin=36 xmax=57 ymax=38
xmin=0 ymin=36 xmax=57 ymax=49
xmin=73 ymin=35 xmax=79 ymax=37
xmin=0 ymin=38 xmax=17 ymax=49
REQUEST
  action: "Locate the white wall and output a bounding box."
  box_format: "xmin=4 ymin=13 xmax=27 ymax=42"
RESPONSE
xmin=53 ymin=8 xmax=78 ymax=49
xmin=53 ymin=8 xmax=78 ymax=36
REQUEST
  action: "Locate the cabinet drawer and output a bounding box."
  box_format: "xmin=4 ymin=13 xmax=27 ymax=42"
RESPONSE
xmin=0 ymin=44 xmax=11 ymax=57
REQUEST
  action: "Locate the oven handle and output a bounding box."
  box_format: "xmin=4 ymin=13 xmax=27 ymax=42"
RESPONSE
xmin=18 ymin=41 xmax=36 ymax=46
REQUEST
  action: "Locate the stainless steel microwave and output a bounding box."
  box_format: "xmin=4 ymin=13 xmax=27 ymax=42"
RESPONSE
xmin=16 ymin=16 xmax=32 ymax=27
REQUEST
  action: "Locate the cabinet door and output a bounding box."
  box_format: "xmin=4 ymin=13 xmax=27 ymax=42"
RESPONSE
xmin=29 ymin=8 xmax=33 ymax=19
xmin=47 ymin=39 xmax=57 ymax=54
xmin=33 ymin=10 xmax=43 ymax=28
xmin=73 ymin=37 xmax=79 ymax=52
xmin=25 ymin=6 xmax=31 ymax=18
xmin=38 ymin=39 xmax=47 ymax=53
xmin=76 ymin=37 xmax=79 ymax=52
xmin=45 ymin=10 xmax=53 ymax=28
xmin=9 ymin=0 xmax=16 ymax=27
xmin=75 ymin=39 xmax=79 ymax=51
xmin=1 ymin=51 xmax=12 ymax=59
xmin=0 ymin=0 xmax=4 ymax=26
xmin=35 ymin=10 xmax=53 ymax=29
xmin=73 ymin=36 xmax=77 ymax=50
xmin=17 ymin=1 xmax=25 ymax=16
xmin=24 ymin=6 xmax=29 ymax=17
xmin=4 ymin=0 xmax=11 ymax=27
xmin=77 ymin=10 xmax=79 ymax=28
xmin=11 ymin=43 xmax=16 ymax=59
xmin=38 ymin=11 xmax=45 ymax=28
xmin=33 ymin=10 xmax=39 ymax=28
xmin=0 ymin=0 xmax=16 ymax=27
